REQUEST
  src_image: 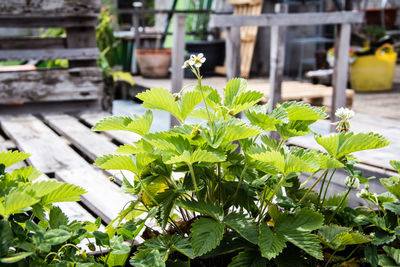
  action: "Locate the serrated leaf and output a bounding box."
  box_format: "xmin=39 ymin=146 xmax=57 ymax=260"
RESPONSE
xmin=92 ymin=110 xmax=152 ymax=136
xmin=316 ymin=132 xmax=390 ymax=159
xmin=190 ymin=149 xmax=225 ymax=163
xmin=4 ymin=191 xmax=39 ymax=216
xmin=228 ymin=248 xmax=267 ymax=267
xmin=223 ymin=213 xmax=258 ymax=244
xmin=224 ymin=78 xmax=247 ymax=107
xmin=390 ymin=160 xmax=400 ymax=173
xmin=177 ymin=200 xmax=223 ymax=221
xmin=9 ymin=166 xmax=42 ymax=182
xmin=245 ymin=107 xmax=281 ymax=131
xmin=279 ymin=101 xmax=328 ymax=121
xmin=259 ymin=222 xmax=287 ymax=260
xmin=44 ymin=229 xmax=71 ymax=245
xmin=95 ymin=154 xmax=138 ymax=174
xmin=232 ymin=90 xmax=264 ymax=114
xmin=276 ymin=209 xmax=324 ymax=233
xmin=190 ymin=218 xmax=224 ymax=256
xmin=25 ymin=180 xmax=63 ymax=198
xmin=380 ymin=176 xmax=400 ymax=200
xmin=0 ymin=151 xmax=30 ymax=168
xmin=179 ymin=90 xmax=203 ymax=122
xmin=112 ymin=71 xmax=135 ymax=85
xmin=156 ymin=190 xmax=178 ymax=229
xmin=130 ymin=249 xmax=166 ymax=267
xmin=383 ymin=246 xmax=400 ymax=265
xmin=40 ymin=183 xmax=86 ymax=205
xmin=49 ymin=207 xmax=69 ymax=229
xmin=383 ymin=202 xmax=400 ymax=215
xmin=282 ymin=230 xmax=323 ymax=260
xmin=331 ymin=231 xmax=371 ymax=250
xmin=323 ymin=192 xmax=349 ymax=211
xmin=0 ymin=220 xmax=13 ymax=258
xmin=219 ymin=119 xmax=263 ymax=144
xmin=137 ymin=87 xmax=181 ymax=121
xmin=144 ymin=133 xmax=191 ymax=153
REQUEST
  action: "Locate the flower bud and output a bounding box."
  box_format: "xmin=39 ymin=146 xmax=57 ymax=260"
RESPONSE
xmin=345 ymin=175 xmax=360 ymax=189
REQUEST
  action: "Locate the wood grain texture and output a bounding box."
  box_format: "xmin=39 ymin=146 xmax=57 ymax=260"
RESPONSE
xmin=226 ymin=27 xmax=241 ymax=80
xmin=0 ymin=67 xmax=102 ymax=103
xmin=210 ymin=11 xmax=364 ymax=28
xmin=0 ymin=48 xmax=99 ymax=61
xmin=0 ymin=37 xmax=66 ymax=50
xmin=0 ymin=16 xmax=98 ymax=27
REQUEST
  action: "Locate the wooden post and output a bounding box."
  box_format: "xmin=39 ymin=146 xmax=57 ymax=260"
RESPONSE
xmin=66 ymin=27 xmax=97 ymax=67
xmin=226 ymin=26 xmax=241 ymax=80
xmin=331 ymin=23 xmax=351 ymax=130
xmin=170 ymin=14 xmax=186 ymax=127
xmin=268 ymin=3 xmax=288 ymax=113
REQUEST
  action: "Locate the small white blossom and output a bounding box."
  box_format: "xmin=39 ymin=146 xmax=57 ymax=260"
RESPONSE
xmin=188 ymin=53 xmax=206 ymax=68
xmin=345 ymin=175 xmax=360 ymax=189
xmin=335 ymin=107 xmax=355 ymax=120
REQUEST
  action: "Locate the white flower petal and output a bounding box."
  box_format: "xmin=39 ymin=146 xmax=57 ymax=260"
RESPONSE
xmin=200 ymin=58 xmax=206 ymax=63
xmin=195 ymin=62 xmax=202 ymax=68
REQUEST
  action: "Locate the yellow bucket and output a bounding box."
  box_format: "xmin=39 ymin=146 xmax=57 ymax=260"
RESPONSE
xmin=350 ymin=44 xmax=397 ymax=92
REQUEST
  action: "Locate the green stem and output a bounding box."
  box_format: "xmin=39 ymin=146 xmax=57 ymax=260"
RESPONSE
xmin=258 ymin=187 xmax=271 ymax=223
xmin=300 ymin=170 xmax=319 ymax=188
xmin=324 ymin=250 xmax=337 ymax=267
xmin=298 ymin=169 xmax=328 ymax=204
xmin=232 ymin=162 xmax=248 ymax=200
xmin=320 ymin=169 xmax=336 ymax=209
xmin=327 ymin=187 xmax=351 ymax=224
xmin=196 ymin=69 xmax=214 ymax=135
xmin=265 ymin=174 xmax=287 ymax=211
xmin=188 ymin=164 xmax=199 ymax=198
xmin=318 ymin=170 xmax=330 ymax=208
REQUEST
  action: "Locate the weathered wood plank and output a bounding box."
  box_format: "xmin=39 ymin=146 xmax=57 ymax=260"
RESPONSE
xmin=0 ymin=37 xmax=66 ymax=50
xmin=0 ymin=0 xmax=101 ymax=16
xmin=0 ymin=67 xmax=102 ymax=103
xmin=0 ymin=16 xmax=98 ymax=27
xmin=79 ymin=112 xmax=141 ymax=145
xmin=209 ymin=11 xmax=364 ymax=28
xmin=226 ymin=27 xmax=241 ymax=80
xmin=268 ymin=4 xmax=287 ymax=113
xmin=0 ymin=114 xmax=131 ymax=224
xmin=0 ymin=48 xmax=99 ymax=61
xmin=170 ymin=15 xmax=186 ymax=127
xmin=66 ymin=27 xmax=98 ymax=68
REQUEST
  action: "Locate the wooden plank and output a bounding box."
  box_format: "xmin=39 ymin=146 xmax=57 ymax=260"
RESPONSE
xmin=0 ymin=67 xmax=102 ymax=103
xmin=331 ymin=24 xmax=351 ymax=126
xmin=0 ymin=37 xmax=66 ymax=50
xmin=0 ymin=16 xmax=98 ymax=28
xmin=0 ymin=48 xmax=99 ymax=61
xmin=0 ymin=101 xmax=102 ymax=115
xmin=209 ymin=11 xmax=364 ymax=28
xmin=171 ymin=15 xmax=186 ymax=127
xmin=0 ymin=114 xmax=131 ymax=224
xmin=79 ymin=112 xmax=141 ymax=145
xmin=226 ymin=27 xmax=241 ymax=80
xmin=268 ymin=4 xmax=287 ymax=113
xmin=66 ymin=27 xmax=97 ymax=68
xmin=0 ymin=0 xmax=101 ymax=16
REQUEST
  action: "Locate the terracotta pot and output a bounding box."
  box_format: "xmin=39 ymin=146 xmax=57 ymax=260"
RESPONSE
xmin=136 ymin=49 xmax=171 ymax=78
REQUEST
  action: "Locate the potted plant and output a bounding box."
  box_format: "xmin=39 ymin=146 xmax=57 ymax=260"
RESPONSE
xmin=92 ymin=54 xmax=399 ymax=266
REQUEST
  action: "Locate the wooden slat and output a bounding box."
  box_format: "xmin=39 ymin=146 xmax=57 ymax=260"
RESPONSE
xmin=0 ymin=48 xmax=99 ymax=61
xmin=79 ymin=112 xmax=141 ymax=145
xmin=0 ymin=67 xmax=102 ymax=103
xmin=0 ymin=16 xmax=98 ymax=28
xmin=209 ymin=11 xmax=364 ymax=28
xmin=0 ymin=37 xmax=66 ymax=50
xmin=42 ymin=113 xmax=134 ymax=184
xmin=0 ymin=114 xmax=131 ymax=224
xmin=0 ymin=0 xmax=101 ymax=16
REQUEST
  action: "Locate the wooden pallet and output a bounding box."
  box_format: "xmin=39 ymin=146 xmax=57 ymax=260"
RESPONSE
xmin=0 ymin=112 xmax=139 ymax=225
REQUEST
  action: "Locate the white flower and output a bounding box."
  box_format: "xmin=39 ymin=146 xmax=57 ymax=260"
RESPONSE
xmin=335 ymin=107 xmax=355 ymax=120
xmin=188 ymin=53 xmax=206 ymax=68
xmin=345 ymin=175 xmax=360 ymax=189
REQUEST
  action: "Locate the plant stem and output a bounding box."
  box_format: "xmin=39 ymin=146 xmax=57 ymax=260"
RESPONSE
xmin=265 ymin=174 xmax=287 ymax=211
xmin=320 ymin=169 xmax=336 ymax=209
xmin=196 ymin=70 xmax=214 ymax=135
xmin=327 ymin=187 xmax=351 ymax=224
xmin=324 ymin=250 xmax=337 ymax=267
xmin=318 ymin=169 xmax=330 ymax=208
xmin=188 ymin=164 xmax=199 ymax=199
xmin=232 ymin=162 xmax=248 ymax=200
xmin=300 ymin=170 xmax=319 ymax=188
xmin=298 ymin=169 xmax=328 ymax=204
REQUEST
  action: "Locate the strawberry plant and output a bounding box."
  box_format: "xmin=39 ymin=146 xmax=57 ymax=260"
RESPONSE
xmin=93 ymin=54 xmax=398 ymax=266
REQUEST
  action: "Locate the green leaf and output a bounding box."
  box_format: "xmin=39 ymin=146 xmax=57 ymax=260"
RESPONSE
xmin=130 ymin=249 xmax=166 ymax=267
xmin=156 ymin=190 xmax=179 ymax=229
xmin=44 ymin=229 xmax=71 ymax=245
xmin=232 ymin=90 xmax=264 ymax=114
xmin=228 ymin=248 xmax=267 ymax=267
xmin=223 ymin=212 xmax=258 ymax=244
xmin=383 ymin=202 xmax=400 ymax=215
xmin=0 ymin=220 xmax=13 ymax=258
xmin=0 ymin=252 xmax=33 ymax=264
xmin=95 ymin=154 xmax=137 ymax=174
xmin=332 ymin=232 xmax=371 ymax=249
xmin=258 ymin=222 xmax=287 ymax=260
xmin=0 ymin=151 xmax=30 ymax=168
xmin=218 ymin=119 xmax=263 ymax=145
xmin=380 ymin=176 xmax=400 ymax=200
xmin=276 ymin=209 xmax=324 ymax=232
xmin=40 ymin=183 xmax=86 ymax=205
xmin=383 ymin=246 xmax=400 ymax=265
xmin=378 ymin=254 xmax=398 ymax=267
xmin=365 ymin=244 xmax=378 ymax=267
xmin=390 ymin=160 xmax=400 ymax=173
xmin=316 ymin=132 xmax=390 ymax=159
xmin=49 ymin=206 xmax=69 ymax=229
xmin=137 ymin=87 xmax=181 ymax=121
xmin=93 ymin=230 xmax=110 ymax=247
xmin=279 ymin=101 xmax=327 ymax=121
xmin=4 ymin=190 xmax=39 ymax=216
xmin=323 ymin=192 xmax=349 ymax=211
xmin=179 ymin=90 xmax=203 ymax=122
xmin=9 ymin=166 xmax=42 ymax=182
xmin=170 ymin=236 xmax=195 ymax=259
xmin=282 ymin=230 xmax=323 ymax=260
xmin=92 ymin=110 xmax=152 ymax=136
xmin=112 ymin=71 xmax=135 ymax=86
xmin=224 ymin=78 xmax=247 ymax=107
xmin=177 ymin=200 xmax=223 ymax=222
xmin=190 ymin=218 xmax=224 ymax=256
xmin=26 ymin=180 xmax=62 ymax=198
